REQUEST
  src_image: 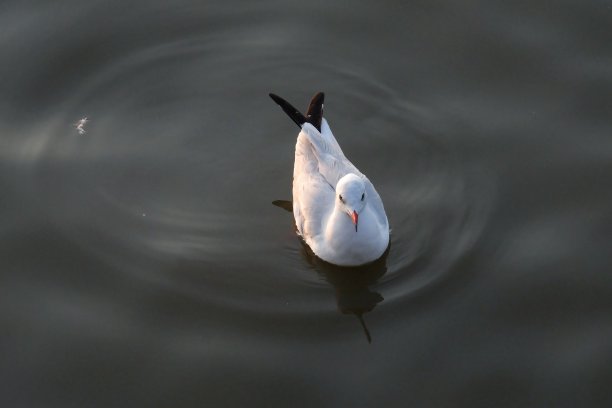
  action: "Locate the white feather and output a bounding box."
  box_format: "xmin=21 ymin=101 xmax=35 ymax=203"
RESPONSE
xmin=292 ymin=119 xmax=389 ymax=266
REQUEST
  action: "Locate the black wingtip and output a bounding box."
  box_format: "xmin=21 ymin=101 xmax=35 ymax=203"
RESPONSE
xmin=305 ymin=92 xmax=324 ymax=132
xmin=269 ymin=92 xmax=325 ymax=132
xmin=269 ymin=93 xmax=306 ymax=129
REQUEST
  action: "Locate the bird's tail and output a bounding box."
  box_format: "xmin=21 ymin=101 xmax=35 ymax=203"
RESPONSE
xmin=269 ymin=92 xmax=324 ymax=132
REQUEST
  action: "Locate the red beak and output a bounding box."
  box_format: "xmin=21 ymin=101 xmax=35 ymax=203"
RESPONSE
xmin=351 ymin=211 xmax=359 ymax=232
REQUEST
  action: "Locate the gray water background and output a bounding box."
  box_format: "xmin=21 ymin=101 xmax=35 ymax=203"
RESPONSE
xmin=1 ymin=1 xmax=612 ymax=407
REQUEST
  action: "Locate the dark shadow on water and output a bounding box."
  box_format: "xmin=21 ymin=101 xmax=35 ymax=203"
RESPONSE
xmin=273 ymin=199 xmax=388 ymax=343
xmin=300 ymin=241 xmax=389 ymax=344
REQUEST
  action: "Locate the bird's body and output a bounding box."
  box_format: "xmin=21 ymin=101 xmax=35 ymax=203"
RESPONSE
xmin=271 ymin=92 xmax=389 ymax=266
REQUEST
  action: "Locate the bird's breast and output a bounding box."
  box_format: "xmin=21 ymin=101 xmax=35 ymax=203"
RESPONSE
xmin=320 ymin=206 xmax=388 ymax=265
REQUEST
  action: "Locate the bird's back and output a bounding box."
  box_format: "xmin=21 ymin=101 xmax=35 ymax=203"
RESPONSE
xmin=294 ymin=121 xmax=388 ymax=234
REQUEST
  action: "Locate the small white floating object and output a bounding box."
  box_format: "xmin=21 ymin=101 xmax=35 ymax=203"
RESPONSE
xmin=75 ymin=117 xmax=88 ymax=134
xmin=270 ymin=92 xmax=389 ymax=266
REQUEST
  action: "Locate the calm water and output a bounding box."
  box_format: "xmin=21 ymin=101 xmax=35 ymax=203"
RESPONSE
xmin=2 ymin=1 xmax=612 ymax=406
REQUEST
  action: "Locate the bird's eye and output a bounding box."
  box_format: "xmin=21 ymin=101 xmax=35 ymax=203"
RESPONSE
xmin=361 ymin=193 xmax=365 ymax=201
xmin=339 ymin=194 xmax=344 ymax=202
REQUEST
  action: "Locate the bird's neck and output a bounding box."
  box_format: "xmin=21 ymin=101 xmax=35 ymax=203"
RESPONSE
xmin=325 ymin=206 xmax=356 ymax=243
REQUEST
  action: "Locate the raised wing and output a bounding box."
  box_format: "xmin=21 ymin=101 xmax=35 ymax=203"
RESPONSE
xmin=269 ymin=92 xmax=324 ymax=132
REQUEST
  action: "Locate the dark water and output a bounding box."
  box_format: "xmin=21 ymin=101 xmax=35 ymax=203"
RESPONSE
xmin=2 ymin=1 xmax=612 ymax=406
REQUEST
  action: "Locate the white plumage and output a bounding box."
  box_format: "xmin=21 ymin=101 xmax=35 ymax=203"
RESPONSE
xmin=272 ymin=93 xmax=389 ymax=266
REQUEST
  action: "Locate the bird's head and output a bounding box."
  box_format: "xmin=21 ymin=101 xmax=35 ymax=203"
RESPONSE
xmin=336 ymin=173 xmax=367 ymax=232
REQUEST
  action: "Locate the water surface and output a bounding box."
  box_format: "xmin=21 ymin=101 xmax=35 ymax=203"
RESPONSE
xmin=2 ymin=1 xmax=612 ymax=406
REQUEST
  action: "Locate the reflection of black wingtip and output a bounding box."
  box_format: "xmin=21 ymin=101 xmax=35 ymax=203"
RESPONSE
xmin=357 ymin=313 xmax=372 ymax=344
xmin=272 ymin=200 xmax=293 ymax=212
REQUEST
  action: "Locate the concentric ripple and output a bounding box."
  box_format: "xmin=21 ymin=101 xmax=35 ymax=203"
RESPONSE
xmin=9 ymin=22 xmax=494 ymax=320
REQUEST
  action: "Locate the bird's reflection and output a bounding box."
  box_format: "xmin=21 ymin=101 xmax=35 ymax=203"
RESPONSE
xmin=300 ymin=239 xmax=389 ymax=343
xmin=274 ymin=199 xmax=388 ymax=343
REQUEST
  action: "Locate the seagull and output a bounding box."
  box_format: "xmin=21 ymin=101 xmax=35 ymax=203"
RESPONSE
xmin=270 ymin=92 xmax=389 ymax=266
